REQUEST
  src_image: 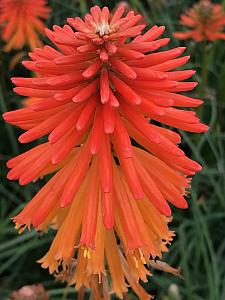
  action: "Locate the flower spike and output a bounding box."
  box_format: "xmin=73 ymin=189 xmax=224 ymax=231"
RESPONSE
xmin=4 ymin=4 xmax=208 ymax=299
xmin=0 ymin=0 xmax=51 ymax=52
xmin=174 ymin=0 xmax=225 ymax=41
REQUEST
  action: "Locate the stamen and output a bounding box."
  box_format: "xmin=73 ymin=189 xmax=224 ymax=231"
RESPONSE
xmin=139 ymin=249 xmax=147 ymax=265
xmin=95 ymin=22 xmax=110 ymax=36
xmin=98 ymin=272 xmax=102 ymax=284
xmin=15 ymin=223 xmax=27 ymax=234
xmin=83 ymin=247 xmax=91 ymax=259
xmin=134 ymin=256 xmax=139 ymax=268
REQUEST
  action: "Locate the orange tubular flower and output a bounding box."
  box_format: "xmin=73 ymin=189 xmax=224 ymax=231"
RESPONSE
xmin=173 ymin=0 xmax=225 ymax=42
xmin=4 ymin=5 xmax=208 ymax=299
xmin=0 ymin=0 xmax=51 ymax=52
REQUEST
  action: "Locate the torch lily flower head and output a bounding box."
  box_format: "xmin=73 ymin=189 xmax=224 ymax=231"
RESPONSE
xmin=3 ymin=4 xmax=208 ymax=299
xmin=173 ymin=0 xmax=225 ymax=42
xmin=0 ymin=0 xmax=51 ymax=52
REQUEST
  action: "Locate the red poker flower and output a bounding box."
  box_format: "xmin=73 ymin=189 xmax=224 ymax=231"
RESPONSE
xmin=174 ymin=0 xmax=225 ymax=42
xmin=3 ymin=5 xmax=208 ymax=299
xmin=0 ymin=0 xmax=51 ymax=52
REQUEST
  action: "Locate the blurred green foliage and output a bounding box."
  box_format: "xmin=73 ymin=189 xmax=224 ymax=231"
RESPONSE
xmin=0 ymin=0 xmax=225 ymax=299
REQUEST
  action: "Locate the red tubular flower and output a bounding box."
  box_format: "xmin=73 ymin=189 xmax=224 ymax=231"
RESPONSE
xmin=0 ymin=0 xmax=51 ymax=51
xmin=3 ymin=4 xmax=208 ymax=299
xmin=173 ymin=0 xmax=225 ymax=41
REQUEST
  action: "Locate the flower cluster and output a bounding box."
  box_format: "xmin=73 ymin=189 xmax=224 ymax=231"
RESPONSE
xmin=174 ymin=0 xmax=225 ymax=42
xmin=0 ymin=0 xmax=51 ymax=51
xmin=4 ymin=4 xmax=208 ymax=299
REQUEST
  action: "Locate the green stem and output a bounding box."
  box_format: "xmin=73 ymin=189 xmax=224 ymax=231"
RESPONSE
xmin=0 ymin=80 xmax=19 ymax=156
xmin=223 ymin=0 xmax=225 ymax=9
xmin=79 ymin=0 xmax=88 ymax=16
xmin=198 ymin=42 xmax=210 ymax=121
xmin=199 ymin=43 xmax=209 ymax=99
